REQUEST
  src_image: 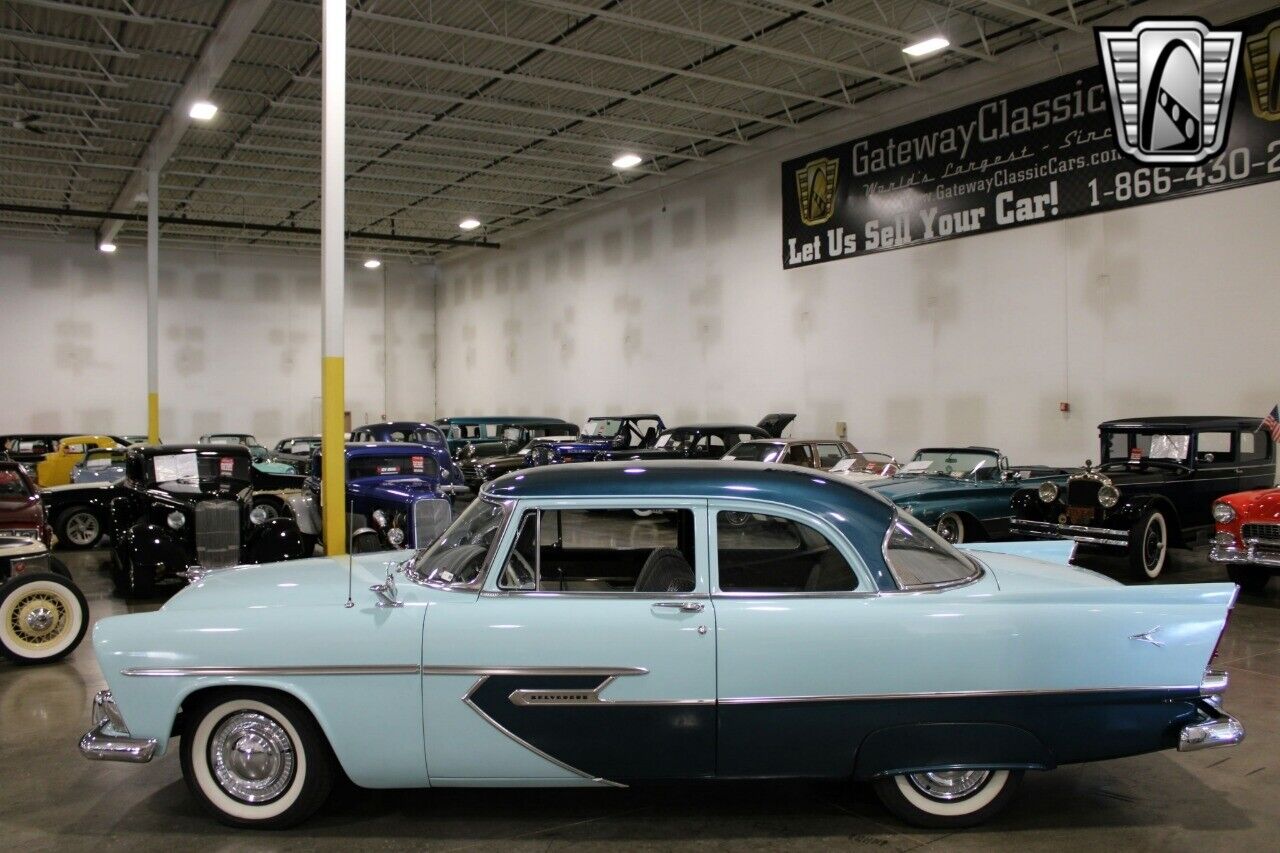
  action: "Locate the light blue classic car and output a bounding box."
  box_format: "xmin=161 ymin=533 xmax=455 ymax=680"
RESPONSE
xmin=79 ymin=462 xmax=1241 ymax=830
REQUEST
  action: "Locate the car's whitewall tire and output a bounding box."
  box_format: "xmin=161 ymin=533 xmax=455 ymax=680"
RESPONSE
xmin=0 ymin=573 xmax=88 ymax=664
xmin=181 ymin=692 xmax=332 ymax=828
xmin=874 ymin=768 xmax=1021 ymax=828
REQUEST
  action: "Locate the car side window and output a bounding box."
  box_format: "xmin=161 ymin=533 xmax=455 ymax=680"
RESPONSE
xmin=497 ymin=508 xmax=698 ymax=593
xmin=815 ymin=443 xmax=846 ymax=467
xmin=1197 ymin=432 xmax=1234 ymax=463
xmin=1239 ymin=430 xmax=1270 ymax=462
xmin=786 ymin=444 xmax=814 ymax=467
xmin=715 ymin=511 xmax=857 ymax=593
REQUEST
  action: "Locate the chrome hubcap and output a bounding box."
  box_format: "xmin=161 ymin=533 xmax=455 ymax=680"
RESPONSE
xmin=66 ymin=513 xmax=98 ymax=545
xmin=210 ymin=712 xmax=295 ymax=803
xmin=24 ymin=606 xmax=53 ymax=632
xmin=937 ymin=518 xmax=960 ymax=543
xmin=907 ymin=769 xmax=991 ymax=801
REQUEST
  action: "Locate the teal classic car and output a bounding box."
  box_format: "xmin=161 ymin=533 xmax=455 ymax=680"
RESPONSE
xmin=79 ymin=462 xmax=1240 ymax=830
xmin=868 ymin=447 xmax=1074 ymax=544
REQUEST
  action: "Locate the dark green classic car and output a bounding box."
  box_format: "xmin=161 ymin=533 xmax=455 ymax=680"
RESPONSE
xmin=868 ymin=447 xmax=1074 ymax=544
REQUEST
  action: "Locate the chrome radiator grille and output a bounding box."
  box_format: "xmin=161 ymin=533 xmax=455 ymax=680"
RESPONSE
xmin=195 ymin=500 xmax=241 ymax=568
xmin=413 ymin=498 xmax=452 ymax=549
xmin=1242 ymin=523 xmax=1280 ymax=546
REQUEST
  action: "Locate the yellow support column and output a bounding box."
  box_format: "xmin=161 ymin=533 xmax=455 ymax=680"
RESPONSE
xmin=320 ymin=0 xmax=347 ymax=556
xmin=146 ymin=167 xmax=160 ymax=445
xmin=147 ymin=393 xmax=160 ymax=444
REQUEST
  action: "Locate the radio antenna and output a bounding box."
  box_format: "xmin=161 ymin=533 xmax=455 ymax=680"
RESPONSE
xmin=344 ymin=497 xmax=355 ymax=608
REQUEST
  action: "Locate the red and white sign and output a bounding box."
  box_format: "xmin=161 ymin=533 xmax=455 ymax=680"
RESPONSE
xmin=219 ymin=457 xmax=235 ymax=474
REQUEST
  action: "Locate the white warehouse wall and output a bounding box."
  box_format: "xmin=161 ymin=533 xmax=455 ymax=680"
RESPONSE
xmin=435 ymin=168 xmax=1279 ymax=468
xmin=0 ymin=238 xmax=436 ymax=442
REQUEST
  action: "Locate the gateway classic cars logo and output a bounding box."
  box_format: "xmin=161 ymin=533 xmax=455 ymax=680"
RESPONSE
xmin=794 ymin=156 xmax=839 ymax=226
xmin=1243 ymin=19 xmax=1280 ymax=120
xmin=1096 ymin=18 xmax=1243 ymax=163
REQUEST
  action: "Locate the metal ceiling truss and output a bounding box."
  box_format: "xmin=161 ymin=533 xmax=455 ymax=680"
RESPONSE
xmin=0 ymin=0 xmax=1125 ymax=258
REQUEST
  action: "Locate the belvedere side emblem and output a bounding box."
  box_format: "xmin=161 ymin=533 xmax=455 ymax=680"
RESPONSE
xmin=1243 ymin=19 xmax=1280 ymax=120
xmin=1130 ymin=627 xmax=1165 ymax=647
xmin=1096 ymin=19 xmax=1243 ymax=164
xmin=794 ymin=156 xmax=839 ymax=227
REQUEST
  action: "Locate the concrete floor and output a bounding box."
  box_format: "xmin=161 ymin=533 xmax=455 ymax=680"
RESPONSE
xmin=2 ymin=544 xmax=1277 ymax=851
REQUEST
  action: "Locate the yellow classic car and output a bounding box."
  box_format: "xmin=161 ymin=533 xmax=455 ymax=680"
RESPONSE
xmin=34 ymin=435 xmax=121 ymax=486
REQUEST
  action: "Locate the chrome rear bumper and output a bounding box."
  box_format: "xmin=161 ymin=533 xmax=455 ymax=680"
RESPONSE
xmin=78 ymin=690 xmax=156 ymax=763
xmin=1178 ymin=706 xmax=1244 ymax=752
xmin=1011 ymin=519 xmax=1129 ymax=547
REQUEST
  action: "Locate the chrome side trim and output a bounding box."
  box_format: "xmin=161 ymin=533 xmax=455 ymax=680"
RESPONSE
xmin=456 ymin=674 xmax=627 ymax=788
xmin=121 ymin=664 xmax=422 ymax=677
xmin=718 ymin=684 xmax=1200 ymax=704
xmin=422 ymin=665 xmax=648 ymax=677
xmin=507 ymin=670 xmax=713 ymax=707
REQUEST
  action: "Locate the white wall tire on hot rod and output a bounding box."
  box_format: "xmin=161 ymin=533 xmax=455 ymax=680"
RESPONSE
xmin=1129 ymin=509 xmax=1168 ymax=580
xmin=180 ymin=691 xmax=333 ymax=829
xmin=874 ymin=769 xmax=1021 ymax=828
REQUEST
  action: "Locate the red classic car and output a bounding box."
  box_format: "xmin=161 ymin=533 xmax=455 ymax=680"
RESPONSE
xmin=0 ymin=460 xmax=51 ymax=546
xmin=1210 ymin=487 xmax=1280 ymax=593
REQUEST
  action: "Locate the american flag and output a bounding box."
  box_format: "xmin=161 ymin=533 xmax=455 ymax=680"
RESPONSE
xmin=1263 ymin=405 xmax=1280 ymax=444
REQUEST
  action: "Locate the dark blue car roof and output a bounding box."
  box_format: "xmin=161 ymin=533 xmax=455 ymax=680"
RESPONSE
xmin=482 ymin=461 xmax=899 ymax=590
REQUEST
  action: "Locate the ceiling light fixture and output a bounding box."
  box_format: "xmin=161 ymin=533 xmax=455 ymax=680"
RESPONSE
xmin=903 ymin=36 xmax=949 ymax=57
xmin=189 ymin=101 xmax=218 ymax=120
xmin=458 ymin=218 xmax=481 ymax=231
xmin=363 ymin=258 xmax=381 ymax=269
xmin=98 ymin=241 xmax=117 ymax=253
xmin=611 ymin=153 xmax=643 ymax=170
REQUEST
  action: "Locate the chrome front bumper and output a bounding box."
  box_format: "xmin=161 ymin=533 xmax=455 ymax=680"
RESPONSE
xmin=1209 ymin=541 xmax=1280 ymax=569
xmin=78 ymin=690 xmax=156 ymax=763
xmin=1012 ymin=519 xmax=1129 ymax=547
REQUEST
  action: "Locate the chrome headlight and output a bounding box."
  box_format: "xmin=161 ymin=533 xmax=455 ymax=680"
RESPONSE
xmin=386 ymin=526 xmax=405 ymax=546
xmin=1212 ymin=502 xmax=1236 ymax=524
xmin=166 ymin=510 xmax=185 ymax=530
xmin=1097 ymin=485 xmax=1120 ymax=509
xmin=1038 ymin=482 xmax=1059 ymax=503
xmin=441 ymin=468 xmax=451 ymax=480
xmin=372 ymin=509 xmax=389 ymax=527
xmin=248 ymin=506 xmax=268 ymax=525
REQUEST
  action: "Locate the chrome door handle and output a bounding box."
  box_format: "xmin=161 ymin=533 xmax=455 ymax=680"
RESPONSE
xmin=652 ymin=601 xmax=704 ymax=613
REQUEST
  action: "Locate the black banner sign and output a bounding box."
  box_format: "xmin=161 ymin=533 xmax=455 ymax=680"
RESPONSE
xmin=781 ymin=9 xmax=1280 ymax=269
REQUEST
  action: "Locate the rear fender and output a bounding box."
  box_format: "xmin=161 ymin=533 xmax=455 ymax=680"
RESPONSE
xmin=854 ymin=723 xmax=1055 ymax=779
xmin=959 ymin=539 xmax=1076 ymax=566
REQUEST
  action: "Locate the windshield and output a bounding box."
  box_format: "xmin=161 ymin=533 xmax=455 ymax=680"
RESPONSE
xmin=724 ymin=442 xmax=782 ymax=462
xmin=884 ymin=512 xmax=982 ymax=587
xmin=413 ymin=498 xmax=510 ymax=586
xmin=206 ymin=434 xmax=255 ymax=446
xmin=282 ymin=439 xmax=320 ymax=454
xmin=901 ymin=449 xmax=998 ymax=479
xmin=348 ymin=454 xmax=439 ymax=479
xmin=1102 ymin=431 xmax=1191 ymax=464
xmin=408 ymin=428 xmax=446 ymax=446
xmin=151 ymin=452 xmax=251 ymax=485
xmin=653 ymin=429 xmax=695 ymax=450
xmin=583 ymin=418 xmax=622 ymax=437
xmin=0 ymin=468 xmax=32 ymax=500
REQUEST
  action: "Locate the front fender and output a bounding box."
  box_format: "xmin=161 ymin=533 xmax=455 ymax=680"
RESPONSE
xmin=1110 ymin=496 xmax=1185 ymax=544
xmin=119 ymin=523 xmax=186 ymax=580
xmin=91 ymin=595 xmax=430 ymax=788
xmin=245 ymin=517 xmax=307 ymax=563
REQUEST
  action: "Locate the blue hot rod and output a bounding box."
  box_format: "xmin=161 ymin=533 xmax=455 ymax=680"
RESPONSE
xmin=286 ymin=443 xmax=453 ymax=553
xmin=80 ymin=461 xmax=1240 ymax=830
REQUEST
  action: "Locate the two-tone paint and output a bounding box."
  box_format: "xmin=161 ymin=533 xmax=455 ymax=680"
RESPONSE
xmin=81 ymin=462 xmax=1240 ymax=816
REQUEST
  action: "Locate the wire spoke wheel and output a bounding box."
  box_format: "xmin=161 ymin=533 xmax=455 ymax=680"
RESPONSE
xmin=0 ymin=574 xmax=88 ymax=663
